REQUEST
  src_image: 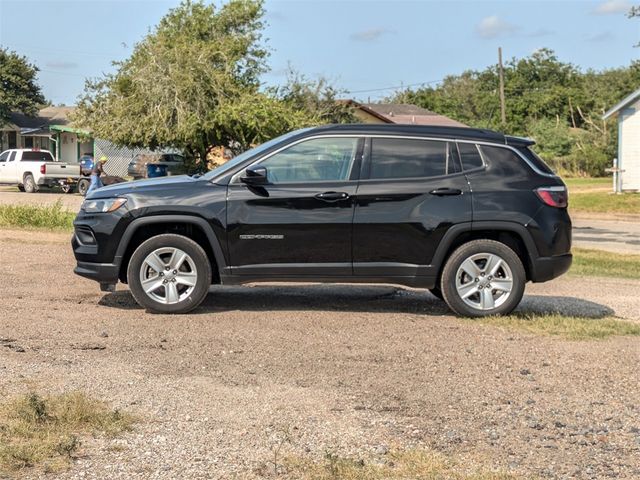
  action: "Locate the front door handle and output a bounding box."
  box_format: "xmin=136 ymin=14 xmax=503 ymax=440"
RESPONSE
xmin=315 ymin=191 xmax=349 ymax=202
xmin=429 ymin=188 xmax=462 ymax=196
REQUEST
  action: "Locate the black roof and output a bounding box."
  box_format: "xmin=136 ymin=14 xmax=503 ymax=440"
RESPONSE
xmin=306 ymin=124 xmax=534 ymax=147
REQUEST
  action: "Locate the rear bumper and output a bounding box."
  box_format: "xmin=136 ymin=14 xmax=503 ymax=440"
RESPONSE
xmin=530 ymin=253 xmax=572 ymax=283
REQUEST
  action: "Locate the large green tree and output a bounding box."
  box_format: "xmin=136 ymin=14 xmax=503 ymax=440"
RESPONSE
xmin=0 ymin=48 xmax=46 ymax=125
xmin=74 ymin=0 xmax=274 ymax=160
xmin=395 ymin=49 xmax=640 ymax=176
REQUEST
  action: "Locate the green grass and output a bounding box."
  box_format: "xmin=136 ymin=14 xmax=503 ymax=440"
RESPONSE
xmin=571 ymin=248 xmax=640 ymax=279
xmin=282 ymin=449 xmax=517 ymax=480
xmin=564 ymin=177 xmax=610 ymax=189
xmin=569 ymin=191 xmax=640 ymax=214
xmin=472 ymin=313 xmax=640 ymax=341
xmin=0 ymin=201 xmax=75 ymax=231
xmin=0 ymin=392 xmax=135 ymax=474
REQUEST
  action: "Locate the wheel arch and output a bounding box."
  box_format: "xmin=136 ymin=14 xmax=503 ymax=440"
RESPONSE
xmin=432 ymin=222 xmax=537 ymax=283
xmin=116 ymin=215 xmax=226 ymax=284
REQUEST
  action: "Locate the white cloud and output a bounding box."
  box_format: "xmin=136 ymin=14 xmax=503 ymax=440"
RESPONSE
xmin=476 ymin=15 xmax=517 ymax=39
xmin=593 ymin=0 xmax=631 ymax=15
xmin=587 ymin=31 xmax=615 ymax=42
xmin=526 ymin=28 xmax=555 ymax=38
xmin=350 ymin=28 xmax=395 ymax=42
xmin=45 ymin=61 xmax=78 ymax=70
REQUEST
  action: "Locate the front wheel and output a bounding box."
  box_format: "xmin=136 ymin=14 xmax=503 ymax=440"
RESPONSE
xmin=441 ymin=240 xmax=526 ymax=317
xmin=127 ymin=234 xmax=212 ymax=314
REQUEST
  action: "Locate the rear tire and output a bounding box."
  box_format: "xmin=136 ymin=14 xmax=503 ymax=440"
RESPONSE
xmin=127 ymin=234 xmax=212 ymax=314
xmin=77 ymin=178 xmax=90 ymax=196
xmin=441 ymin=240 xmax=526 ymax=317
xmin=23 ymin=174 xmax=37 ymax=193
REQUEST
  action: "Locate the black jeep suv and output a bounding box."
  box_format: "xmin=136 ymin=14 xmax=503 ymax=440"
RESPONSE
xmin=72 ymin=124 xmax=571 ymax=317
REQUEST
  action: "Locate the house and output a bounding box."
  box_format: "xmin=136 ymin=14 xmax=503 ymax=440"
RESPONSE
xmin=0 ymin=106 xmax=93 ymax=163
xmin=344 ymin=101 xmax=467 ymax=128
xmin=603 ymin=88 xmax=640 ymax=192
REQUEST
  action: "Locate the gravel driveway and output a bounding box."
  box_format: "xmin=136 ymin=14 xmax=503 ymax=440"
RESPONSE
xmin=1 ymin=229 xmax=639 ymax=480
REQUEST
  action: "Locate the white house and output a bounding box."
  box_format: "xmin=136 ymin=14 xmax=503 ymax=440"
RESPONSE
xmin=603 ymin=88 xmax=640 ymax=192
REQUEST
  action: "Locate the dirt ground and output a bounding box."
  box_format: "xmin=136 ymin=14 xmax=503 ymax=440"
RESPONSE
xmin=1 ymin=228 xmax=639 ymax=480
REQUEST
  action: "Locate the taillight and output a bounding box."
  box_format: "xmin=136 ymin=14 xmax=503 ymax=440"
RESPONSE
xmin=535 ymin=186 xmax=568 ymax=208
xmin=40 ymin=164 xmax=46 ymax=175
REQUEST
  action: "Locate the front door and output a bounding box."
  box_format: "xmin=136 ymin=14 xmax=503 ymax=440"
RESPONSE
xmin=226 ymin=136 xmax=363 ymax=277
xmin=353 ymin=137 xmax=472 ymax=277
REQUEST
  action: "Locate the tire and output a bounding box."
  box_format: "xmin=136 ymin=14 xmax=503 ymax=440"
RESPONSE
xmin=23 ymin=174 xmax=37 ymax=193
xmin=61 ymin=184 xmax=73 ymax=194
xmin=127 ymin=234 xmax=212 ymax=314
xmin=17 ymin=185 xmax=25 ymax=192
xmin=77 ymin=178 xmax=90 ymax=196
xmin=441 ymin=239 xmax=526 ymax=317
xmin=428 ymin=287 xmax=444 ymax=300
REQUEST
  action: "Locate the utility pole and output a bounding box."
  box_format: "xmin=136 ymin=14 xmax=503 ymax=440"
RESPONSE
xmin=498 ymin=47 xmax=506 ymax=126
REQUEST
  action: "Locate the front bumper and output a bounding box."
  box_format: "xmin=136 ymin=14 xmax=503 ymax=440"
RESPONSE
xmin=74 ymin=261 xmax=120 ymax=291
xmin=530 ymin=253 xmax=572 ymax=283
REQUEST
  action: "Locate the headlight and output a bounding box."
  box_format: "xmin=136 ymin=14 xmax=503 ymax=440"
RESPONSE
xmin=81 ymin=198 xmax=127 ymax=213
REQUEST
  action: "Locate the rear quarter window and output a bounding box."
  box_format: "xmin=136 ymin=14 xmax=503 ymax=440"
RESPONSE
xmin=517 ymin=147 xmax=556 ymax=175
xmin=21 ymin=151 xmax=54 ymax=162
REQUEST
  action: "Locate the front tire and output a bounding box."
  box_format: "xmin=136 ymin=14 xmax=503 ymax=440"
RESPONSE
xmin=127 ymin=234 xmax=212 ymax=314
xmin=441 ymin=240 xmax=525 ymax=317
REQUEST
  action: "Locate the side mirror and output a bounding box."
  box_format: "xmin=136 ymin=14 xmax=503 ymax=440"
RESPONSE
xmin=240 ymin=165 xmax=268 ymax=185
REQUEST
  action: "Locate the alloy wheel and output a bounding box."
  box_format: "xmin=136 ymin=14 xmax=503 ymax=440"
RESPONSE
xmin=455 ymin=252 xmax=513 ymax=311
xmin=139 ymin=247 xmax=198 ymax=304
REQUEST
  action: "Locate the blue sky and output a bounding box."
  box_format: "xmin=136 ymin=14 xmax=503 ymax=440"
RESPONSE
xmin=0 ymin=0 xmax=638 ymax=105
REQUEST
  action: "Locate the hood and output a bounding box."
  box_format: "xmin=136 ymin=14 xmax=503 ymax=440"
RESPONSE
xmin=87 ymin=175 xmax=197 ymax=199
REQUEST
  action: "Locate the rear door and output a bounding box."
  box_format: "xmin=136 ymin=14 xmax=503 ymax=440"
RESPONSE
xmin=353 ymin=136 xmax=472 ymax=277
xmin=226 ymin=136 xmax=363 ymax=276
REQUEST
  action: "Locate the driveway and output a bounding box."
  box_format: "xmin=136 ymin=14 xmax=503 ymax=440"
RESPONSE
xmin=1 ymin=228 xmax=639 ymax=479
xmin=572 ymin=216 xmax=640 ymax=254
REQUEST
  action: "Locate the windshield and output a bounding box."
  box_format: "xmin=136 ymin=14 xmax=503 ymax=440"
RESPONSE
xmin=202 ymin=128 xmax=312 ymax=181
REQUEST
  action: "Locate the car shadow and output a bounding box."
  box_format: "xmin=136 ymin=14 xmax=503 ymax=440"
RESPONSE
xmin=98 ymin=284 xmax=614 ymax=318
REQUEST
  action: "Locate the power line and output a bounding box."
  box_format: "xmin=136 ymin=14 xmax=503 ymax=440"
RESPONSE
xmin=345 ymin=79 xmax=443 ymax=94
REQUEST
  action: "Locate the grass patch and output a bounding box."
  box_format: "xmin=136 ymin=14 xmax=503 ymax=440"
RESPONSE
xmin=0 ymin=392 xmax=134 ymax=474
xmin=564 ymin=177 xmax=610 ymax=189
xmin=283 ymin=449 xmax=517 ymax=480
xmin=569 ymin=191 xmax=640 ymax=214
xmin=571 ymin=248 xmax=640 ymax=279
xmin=472 ymin=313 xmax=640 ymax=341
xmin=0 ymin=201 xmax=75 ymax=231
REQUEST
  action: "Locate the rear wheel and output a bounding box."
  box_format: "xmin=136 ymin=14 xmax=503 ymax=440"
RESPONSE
xmin=77 ymin=178 xmax=90 ymax=196
xmin=127 ymin=234 xmax=212 ymax=314
xmin=23 ymin=174 xmax=37 ymax=193
xmin=441 ymin=240 xmax=525 ymax=317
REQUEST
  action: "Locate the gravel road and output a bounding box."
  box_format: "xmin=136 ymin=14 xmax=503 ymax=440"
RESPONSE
xmin=1 ymin=229 xmax=639 ymax=479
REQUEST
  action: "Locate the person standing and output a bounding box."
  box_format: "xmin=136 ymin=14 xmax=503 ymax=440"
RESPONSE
xmin=87 ymin=156 xmax=107 ymax=195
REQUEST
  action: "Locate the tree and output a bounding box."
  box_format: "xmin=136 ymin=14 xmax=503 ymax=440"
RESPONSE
xmin=73 ymin=0 xmax=275 ymax=161
xmin=0 ymin=48 xmax=46 ymax=125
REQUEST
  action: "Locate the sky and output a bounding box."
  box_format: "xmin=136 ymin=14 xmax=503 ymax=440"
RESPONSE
xmin=0 ymin=0 xmax=638 ymax=106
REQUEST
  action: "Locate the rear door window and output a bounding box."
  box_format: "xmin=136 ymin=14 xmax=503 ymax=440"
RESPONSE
xmin=0 ymin=151 xmax=8 ymax=162
xmin=369 ymin=138 xmax=450 ymax=179
xmin=21 ymin=151 xmax=54 ymax=162
xmin=457 ymin=142 xmax=484 ymax=170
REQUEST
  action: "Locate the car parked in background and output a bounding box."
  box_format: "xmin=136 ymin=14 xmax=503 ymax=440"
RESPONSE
xmin=0 ymin=148 xmax=81 ymax=193
xmin=72 ymin=124 xmax=572 ymax=317
xmin=79 ymin=154 xmax=94 ymax=176
xmin=127 ymin=153 xmax=186 ymax=179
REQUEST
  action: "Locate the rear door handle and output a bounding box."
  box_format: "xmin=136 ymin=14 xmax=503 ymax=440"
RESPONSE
xmin=315 ymin=191 xmax=349 ymax=202
xmin=429 ymin=188 xmax=462 ymax=196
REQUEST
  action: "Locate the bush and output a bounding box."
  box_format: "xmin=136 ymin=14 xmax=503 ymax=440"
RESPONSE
xmin=0 ymin=201 xmax=75 ymax=230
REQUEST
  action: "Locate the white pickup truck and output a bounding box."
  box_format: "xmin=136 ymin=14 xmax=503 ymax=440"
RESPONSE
xmin=0 ymin=149 xmax=81 ymax=193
